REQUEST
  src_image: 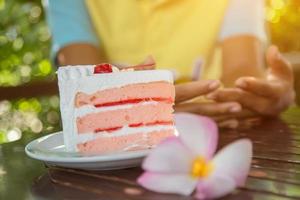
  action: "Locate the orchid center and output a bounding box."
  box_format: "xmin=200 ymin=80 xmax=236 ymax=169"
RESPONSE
xmin=191 ymin=156 xmax=213 ymax=178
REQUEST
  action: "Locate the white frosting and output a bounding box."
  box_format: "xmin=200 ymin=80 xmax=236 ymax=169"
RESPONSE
xmin=76 ymin=126 xmax=178 ymax=152
xmin=57 ymin=65 xmax=173 ymax=93
xmin=75 ymin=101 xmax=158 ymax=118
xmin=77 ymin=125 xmax=175 ymax=152
xmin=57 ymin=65 xmax=174 ymax=152
xmin=76 ymin=125 xmax=174 ymax=144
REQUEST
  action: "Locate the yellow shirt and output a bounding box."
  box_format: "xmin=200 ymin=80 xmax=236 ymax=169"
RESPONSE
xmin=86 ymin=0 xmax=228 ymax=82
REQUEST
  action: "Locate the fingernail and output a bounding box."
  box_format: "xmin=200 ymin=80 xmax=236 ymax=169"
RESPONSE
xmin=208 ymin=80 xmax=220 ymax=90
xmin=229 ymin=121 xmax=239 ymax=129
xmin=236 ymin=80 xmax=247 ymax=88
xmin=273 ymin=46 xmax=282 ymax=60
xmin=206 ymin=93 xmax=216 ymax=99
xmin=274 ymin=50 xmax=280 ymax=60
xmin=276 ymin=51 xmax=283 ymax=60
xmin=229 ymin=105 xmax=241 ymax=113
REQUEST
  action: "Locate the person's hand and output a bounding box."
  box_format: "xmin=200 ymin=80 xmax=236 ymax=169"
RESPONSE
xmin=175 ymin=80 xmax=243 ymax=128
xmin=206 ymin=45 xmax=295 ymax=117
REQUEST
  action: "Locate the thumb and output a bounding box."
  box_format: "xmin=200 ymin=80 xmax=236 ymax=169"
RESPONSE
xmin=266 ymin=45 xmax=293 ymax=81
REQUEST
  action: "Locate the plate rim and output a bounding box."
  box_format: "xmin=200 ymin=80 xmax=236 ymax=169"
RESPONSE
xmin=25 ymin=131 xmax=151 ymax=163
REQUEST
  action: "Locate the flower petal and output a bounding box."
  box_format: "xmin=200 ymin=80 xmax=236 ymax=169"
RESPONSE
xmin=142 ymin=137 xmax=194 ymax=173
xmin=137 ymin=172 xmax=197 ymax=195
xmin=195 ymin=175 xmax=236 ymax=199
xmin=212 ymin=139 xmax=252 ymax=186
xmin=175 ymin=113 xmax=218 ymax=159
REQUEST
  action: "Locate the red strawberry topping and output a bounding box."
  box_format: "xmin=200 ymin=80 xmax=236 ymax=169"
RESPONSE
xmin=93 ymin=63 xmax=113 ymax=74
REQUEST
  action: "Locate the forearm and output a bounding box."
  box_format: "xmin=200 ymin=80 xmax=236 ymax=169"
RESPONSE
xmin=221 ymin=35 xmax=265 ymax=87
xmin=56 ymin=43 xmax=106 ymax=66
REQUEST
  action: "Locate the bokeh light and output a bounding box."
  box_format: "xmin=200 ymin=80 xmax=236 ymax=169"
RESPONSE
xmin=7 ymin=128 xmax=22 ymax=142
xmin=0 ymin=0 xmax=61 ymax=144
xmin=271 ymin=0 xmax=285 ymax=10
xmin=0 ymin=0 xmax=54 ymax=87
xmin=0 ymin=96 xmax=61 ymax=144
xmin=38 ymin=59 xmax=52 ymax=75
xmin=266 ymin=0 xmax=300 ymax=51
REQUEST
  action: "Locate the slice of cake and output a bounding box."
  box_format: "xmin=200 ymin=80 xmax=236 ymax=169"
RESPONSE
xmin=57 ymin=64 xmax=175 ymax=154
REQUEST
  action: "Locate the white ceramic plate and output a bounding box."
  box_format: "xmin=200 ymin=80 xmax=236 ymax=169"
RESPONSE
xmin=25 ymin=132 xmax=151 ymax=170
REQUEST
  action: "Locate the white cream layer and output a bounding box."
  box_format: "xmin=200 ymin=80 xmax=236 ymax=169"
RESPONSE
xmin=74 ymin=101 xmax=158 ymax=118
xmin=57 ymin=66 xmax=173 ymax=94
xmin=76 ymin=124 xmax=175 ymax=144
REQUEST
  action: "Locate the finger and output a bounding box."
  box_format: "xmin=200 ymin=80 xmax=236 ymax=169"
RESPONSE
xmin=235 ymin=77 xmax=283 ymax=98
xmin=218 ymin=119 xmax=239 ymax=129
xmin=175 ymin=80 xmax=220 ymax=103
xmin=266 ymin=45 xmax=293 ymax=81
xmin=213 ymin=109 xmax=256 ymax=122
xmin=206 ymin=88 xmax=271 ymax=115
xmin=236 ymin=117 xmax=262 ymax=130
xmin=174 ymin=101 xmax=241 ymax=116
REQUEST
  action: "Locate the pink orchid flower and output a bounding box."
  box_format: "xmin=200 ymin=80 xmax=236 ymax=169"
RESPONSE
xmin=138 ymin=113 xmax=252 ymax=199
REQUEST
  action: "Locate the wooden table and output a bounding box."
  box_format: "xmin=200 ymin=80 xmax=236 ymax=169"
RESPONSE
xmin=1 ymin=107 xmax=300 ymax=200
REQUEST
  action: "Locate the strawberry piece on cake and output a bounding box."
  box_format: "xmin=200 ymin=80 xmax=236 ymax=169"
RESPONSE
xmin=93 ymin=63 xmax=113 ymax=74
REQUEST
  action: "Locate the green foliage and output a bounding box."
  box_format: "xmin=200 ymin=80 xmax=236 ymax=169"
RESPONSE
xmin=0 ymin=0 xmax=61 ymax=143
xmin=0 ymin=96 xmax=61 ymax=144
xmin=0 ymin=0 xmax=53 ymax=86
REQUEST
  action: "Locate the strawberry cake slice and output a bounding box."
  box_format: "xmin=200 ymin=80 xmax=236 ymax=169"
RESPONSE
xmin=57 ymin=64 xmax=175 ymax=154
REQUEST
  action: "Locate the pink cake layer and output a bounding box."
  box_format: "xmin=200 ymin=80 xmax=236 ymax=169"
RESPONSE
xmin=77 ymin=129 xmax=174 ymax=153
xmin=76 ymin=103 xmax=173 ymax=134
xmin=75 ymin=81 xmax=175 ymax=108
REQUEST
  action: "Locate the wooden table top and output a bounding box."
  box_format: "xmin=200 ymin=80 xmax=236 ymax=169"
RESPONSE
xmin=1 ymin=107 xmax=300 ymax=200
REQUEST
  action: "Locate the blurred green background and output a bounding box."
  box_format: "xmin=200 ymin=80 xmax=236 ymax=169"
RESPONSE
xmin=0 ymin=0 xmax=60 ymax=144
xmin=0 ymin=0 xmax=300 ymax=144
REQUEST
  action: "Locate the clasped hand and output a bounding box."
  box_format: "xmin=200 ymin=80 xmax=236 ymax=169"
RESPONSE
xmin=175 ymin=46 xmax=295 ymax=128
